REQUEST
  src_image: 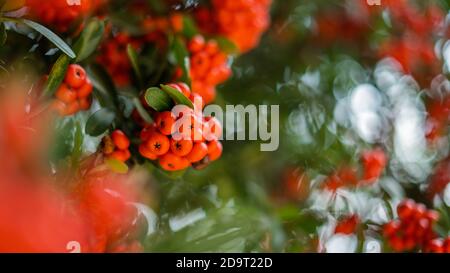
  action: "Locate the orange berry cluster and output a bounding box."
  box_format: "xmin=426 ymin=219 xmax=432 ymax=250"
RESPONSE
xmin=142 ymin=13 xmax=184 ymax=48
xmin=195 ymin=0 xmax=272 ymax=53
xmin=97 ymin=33 xmax=143 ymax=87
xmin=188 ymin=35 xmax=232 ymax=104
xmin=383 ymin=199 xmax=439 ymax=252
xmin=103 ymin=130 xmax=131 ymax=163
xmin=52 ymin=64 xmax=93 ymax=116
xmin=139 ymin=83 xmax=223 ymax=171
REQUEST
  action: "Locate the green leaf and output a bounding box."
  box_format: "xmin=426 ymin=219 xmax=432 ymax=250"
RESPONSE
xmin=144 ymin=87 xmax=174 ymax=112
xmin=85 ymin=108 xmax=116 ymax=136
xmin=160 ymin=84 xmax=194 ymax=109
xmin=182 ymin=16 xmax=198 ymax=39
xmin=105 ymin=158 xmax=129 ymax=174
xmin=170 ymin=36 xmax=190 ymax=83
xmin=216 ymin=36 xmax=239 ymax=55
xmin=21 ymin=19 xmax=76 ymax=59
xmin=73 ymin=19 xmax=105 ymax=62
xmin=42 ymin=54 xmax=71 ymax=97
xmin=71 ymin=121 xmax=84 ymax=166
xmin=0 ymin=23 xmax=6 ymax=46
xmin=127 ymin=44 xmax=143 ymax=86
xmin=87 ymin=65 xmax=120 ymax=110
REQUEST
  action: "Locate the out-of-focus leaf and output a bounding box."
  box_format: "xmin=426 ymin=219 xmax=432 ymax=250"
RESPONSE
xmin=73 ymin=19 xmax=105 ymax=62
xmin=1 ymin=0 xmax=24 ymax=11
xmin=160 ymin=84 xmax=194 ymax=108
xmin=144 ymin=87 xmax=174 ymax=112
xmin=182 ymin=16 xmax=198 ymax=39
xmin=71 ymin=121 xmax=84 ymax=166
xmin=42 ymin=54 xmax=70 ymax=97
xmin=21 ymin=19 xmax=76 ymax=58
xmin=85 ymin=108 xmax=116 ymax=136
xmin=0 ymin=23 xmax=6 ymax=45
xmin=87 ymin=64 xmax=120 ymax=110
xmin=145 ymin=204 xmax=272 ymax=252
xmin=105 ymin=158 xmax=129 ymax=174
xmin=127 ymin=44 xmax=143 ymax=86
xmin=216 ymin=36 xmax=239 ymax=55
xmin=169 ymin=36 xmax=190 ymax=83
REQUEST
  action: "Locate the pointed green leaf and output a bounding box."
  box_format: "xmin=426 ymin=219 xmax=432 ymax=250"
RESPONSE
xmin=42 ymin=54 xmax=71 ymax=97
xmin=216 ymin=36 xmax=239 ymax=55
xmin=21 ymin=19 xmax=76 ymax=59
xmin=73 ymin=19 xmax=105 ymax=62
xmin=144 ymin=87 xmax=174 ymax=112
xmin=85 ymin=108 xmax=116 ymax=136
xmin=170 ymin=36 xmax=190 ymax=83
xmin=160 ymin=84 xmax=194 ymax=109
xmin=127 ymin=44 xmax=142 ymax=85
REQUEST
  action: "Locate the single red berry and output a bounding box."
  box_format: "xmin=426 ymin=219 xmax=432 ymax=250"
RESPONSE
xmin=159 ymin=152 xmax=190 ymax=171
xmin=55 ymin=83 xmax=77 ymax=103
xmin=188 ymin=35 xmax=205 ymax=53
xmin=155 ymin=111 xmax=176 ymax=136
xmin=383 ymin=221 xmax=400 ymax=237
xmin=111 ymin=130 xmax=130 ymax=150
xmin=185 ymin=142 xmax=208 ymax=163
xmin=79 ymin=97 xmax=92 ymax=111
xmin=334 ymin=215 xmax=359 ymax=235
xmin=397 ymin=199 xmax=415 ymax=220
xmin=139 ymin=144 xmax=158 ymax=160
xmin=146 ymin=132 xmax=170 ymax=156
xmin=65 ymin=64 xmax=87 ymax=89
xmin=207 ymin=140 xmax=223 ymax=161
xmin=77 ymin=78 xmax=93 ymax=98
xmin=170 ymin=138 xmax=194 ymax=157
xmin=109 ymin=149 xmax=131 ymax=162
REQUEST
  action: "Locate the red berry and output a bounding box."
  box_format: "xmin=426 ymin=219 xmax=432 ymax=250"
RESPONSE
xmin=170 ymin=138 xmax=193 ymax=157
xmin=146 ymin=132 xmax=170 ymax=156
xmin=207 ymin=140 xmax=223 ymax=161
xmin=139 ymin=144 xmax=158 ymax=160
xmin=397 ymin=199 xmax=415 ymax=220
xmin=111 ymin=130 xmax=130 ymax=150
xmin=109 ymin=149 xmax=131 ymax=162
xmin=65 ymin=64 xmax=87 ymax=89
xmin=77 ymin=78 xmax=93 ymax=98
xmin=55 ymin=83 xmax=77 ymax=103
xmin=155 ymin=111 xmax=176 ymax=136
xmin=185 ymin=142 xmax=208 ymax=163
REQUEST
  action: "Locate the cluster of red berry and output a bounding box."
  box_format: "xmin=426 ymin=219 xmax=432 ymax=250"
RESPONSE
xmin=139 ymin=83 xmax=223 ymax=172
xmin=142 ymin=13 xmax=184 ymax=48
xmin=195 ymin=0 xmax=272 ymax=53
xmin=51 ymin=64 xmax=93 ymax=116
xmin=97 ymin=14 xmax=183 ymax=87
xmin=425 ymin=237 xmax=450 ymax=253
xmin=188 ymin=35 xmax=232 ymax=104
xmin=102 ymin=130 xmax=131 ymax=163
xmin=96 ymin=33 xmax=143 ymax=87
xmin=383 ymin=199 xmax=440 ymax=252
xmin=323 ymin=148 xmax=388 ymax=191
xmin=26 ymin=0 xmax=105 ymax=33
xmin=377 ymin=1 xmax=444 ymax=88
